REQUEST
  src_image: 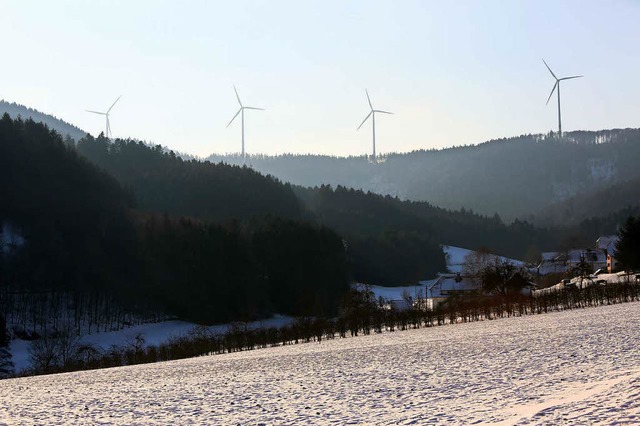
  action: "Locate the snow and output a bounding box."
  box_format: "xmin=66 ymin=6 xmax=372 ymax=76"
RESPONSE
xmin=0 ymin=221 xmax=25 ymax=255
xmin=534 ymin=271 xmax=638 ymax=295
xmin=8 ymin=315 xmax=293 ymax=374
xmin=596 ymin=235 xmax=618 ymax=252
xmin=442 ymin=244 xmax=525 ymax=273
xmin=1 ymin=302 xmax=639 ymax=424
xmin=367 ymin=284 xmax=426 ymax=301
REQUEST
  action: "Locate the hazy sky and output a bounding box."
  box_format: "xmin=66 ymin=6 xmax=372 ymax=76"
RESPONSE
xmin=2 ymin=1 xmax=639 ymax=157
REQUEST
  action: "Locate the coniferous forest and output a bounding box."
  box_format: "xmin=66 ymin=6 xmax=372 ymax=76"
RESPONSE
xmin=0 ymin=115 xmax=348 ymax=329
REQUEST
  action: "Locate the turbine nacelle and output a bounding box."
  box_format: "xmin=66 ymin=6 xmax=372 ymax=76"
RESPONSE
xmin=543 ymin=59 xmax=583 ymax=105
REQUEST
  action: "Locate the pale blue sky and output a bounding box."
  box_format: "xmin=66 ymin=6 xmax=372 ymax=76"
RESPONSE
xmin=1 ymin=1 xmax=639 ymax=157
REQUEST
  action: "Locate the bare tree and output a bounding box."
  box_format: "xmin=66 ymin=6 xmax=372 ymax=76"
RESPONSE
xmin=27 ymin=327 xmax=83 ymax=373
xmin=463 ymin=249 xmax=531 ymax=296
xmin=28 ymin=336 xmax=59 ymax=373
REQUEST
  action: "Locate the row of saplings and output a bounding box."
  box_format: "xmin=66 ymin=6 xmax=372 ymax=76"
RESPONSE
xmin=20 ymin=280 xmax=640 ymax=376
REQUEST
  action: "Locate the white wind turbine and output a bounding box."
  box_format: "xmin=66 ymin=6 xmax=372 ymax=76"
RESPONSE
xmin=86 ymin=96 xmax=122 ymax=138
xmin=226 ymin=86 xmax=264 ymax=162
xmin=543 ymin=59 xmax=583 ymax=139
xmin=357 ymin=89 xmax=393 ymax=162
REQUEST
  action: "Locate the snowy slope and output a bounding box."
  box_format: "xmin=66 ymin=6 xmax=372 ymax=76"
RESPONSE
xmin=9 ymin=315 xmax=293 ymax=374
xmin=1 ymin=302 xmax=639 ymax=424
xmin=443 ymin=244 xmax=526 ymax=273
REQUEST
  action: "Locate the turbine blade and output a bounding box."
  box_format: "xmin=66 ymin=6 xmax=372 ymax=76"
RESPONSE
xmin=546 ymin=81 xmax=558 ymax=105
xmin=226 ymin=108 xmax=242 ymax=127
xmin=107 ymin=118 xmax=111 ymax=137
xmin=559 ymin=75 xmax=583 ymax=81
xmin=86 ymin=110 xmax=106 ymax=115
xmin=107 ymin=95 xmax=122 ymax=113
xmin=243 ymin=106 xmax=265 ymax=111
xmin=233 ymin=85 xmax=242 ymax=107
xmin=357 ymin=111 xmax=373 ymax=131
xmin=365 ymin=89 xmax=373 ymax=110
xmin=374 ymin=110 xmax=393 ymax=115
xmin=542 ymin=59 xmax=557 ymax=80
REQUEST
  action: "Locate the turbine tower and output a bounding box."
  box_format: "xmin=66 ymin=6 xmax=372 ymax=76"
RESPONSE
xmin=226 ymin=86 xmax=264 ymax=162
xmin=357 ymin=89 xmax=393 ymax=162
xmin=86 ymin=96 xmax=121 ymax=138
xmin=543 ymin=59 xmax=582 ymax=139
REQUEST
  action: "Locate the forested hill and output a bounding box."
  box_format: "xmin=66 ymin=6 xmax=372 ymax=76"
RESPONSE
xmin=0 ymin=114 xmax=136 ymax=300
xmin=72 ymin=131 xmax=613 ymax=286
xmin=295 ymin=185 xmax=563 ymax=264
xmin=209 ymin=129 xmax=640 ymax=220
xmin=76 ymin=135 xmax=303 ymax=222
xmin=533 ymin=177 xmax=640 ymax=228
xmin=73 ymin=133 xmax=562 ymax=285
xmin=0 ymin=100 xmax=87 ymax=142
xmin=1 ymin=115 xmax=349 ymax=325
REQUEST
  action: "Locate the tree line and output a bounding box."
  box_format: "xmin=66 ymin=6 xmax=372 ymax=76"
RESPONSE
xmin=19 ymin=279 xmax=640 ymax=377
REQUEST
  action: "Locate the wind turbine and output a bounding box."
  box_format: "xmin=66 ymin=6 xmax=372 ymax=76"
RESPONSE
xmin=357 ymin=89 xmax=393 ymax=162
xmin=543 ymin=59 xmax=582 ymax=139
xmin=86 ymin=96 xmax=121 ymax=138
xmin=226 ymin=86 xmax=264 ymax=162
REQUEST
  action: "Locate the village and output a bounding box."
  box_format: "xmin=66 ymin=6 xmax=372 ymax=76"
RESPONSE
xmin=367 ymin=235 xmax=639 ymax=310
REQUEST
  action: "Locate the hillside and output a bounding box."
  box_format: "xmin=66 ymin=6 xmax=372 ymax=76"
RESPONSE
xmin=3 ymin=302 xmax=638 ymax=424
xmin=209 ymin=129 xmax=640 ymax=220
xmin=0 ymin=116 xmax=349 ymax=327
xmin=0 ymin=100 xmax=87 ymax=142
xmin=0 ymin=114 xmax=135 ymax=292
xmin=74 ymin=136 xmax=443 ymax=286
xmin=72 ymin=133 xmax=568 ymax=286
xmin=534 ymin=177 xmax=640 ymax=227
xmin=76 ymin=135 xmax=304 ymax=222
xmin=4 ymin=103 xmax=634 ymax=285
xmin=295 ymin=185 xmax=562 ymax=271
xmin=6 ymin=102 xmax=638 ymax=224
xmin=73 ymin=133 xmax=603 ymax=286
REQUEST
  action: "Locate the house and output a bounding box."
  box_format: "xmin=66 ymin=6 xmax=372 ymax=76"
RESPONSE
xmin=537 ymin=248 xmax=607 ymax=275
xmin=596 ymin=235 xmax=620 ymax=273
xmin=538 ymin=251 xmax=565 ymax=275
xmin=419 ymin=273 xmax=481 ymax=309
xmin=419 ymin=271 xmax=536 ymax=309
xmin=358 ymin=283 xmax=425 ymax=311
xmin=361 ymin=245 xmax=530 ymax=311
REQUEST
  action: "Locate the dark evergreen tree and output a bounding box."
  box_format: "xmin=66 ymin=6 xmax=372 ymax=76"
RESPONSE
xmin=0 ymin=314 xmax=13 ymax=378
xmin=615 ymin=216 xmax=640 ymax=272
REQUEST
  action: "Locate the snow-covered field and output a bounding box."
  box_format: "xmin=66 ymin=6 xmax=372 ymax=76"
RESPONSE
xmin=2 ymin=303 xmax=639 ymax=425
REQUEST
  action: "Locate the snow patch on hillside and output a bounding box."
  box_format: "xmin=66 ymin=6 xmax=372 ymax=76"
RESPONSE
xmin=9 ymin=315 xmax=293 ymax=374
xmin=442 ymin=244 xmax=525 ymax=273
xmin=0 ymin=221 xmax=25 ymax=255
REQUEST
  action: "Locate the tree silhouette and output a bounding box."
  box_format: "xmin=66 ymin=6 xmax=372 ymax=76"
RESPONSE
xmin=615 ymin=216 xmax=640 ymax=272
